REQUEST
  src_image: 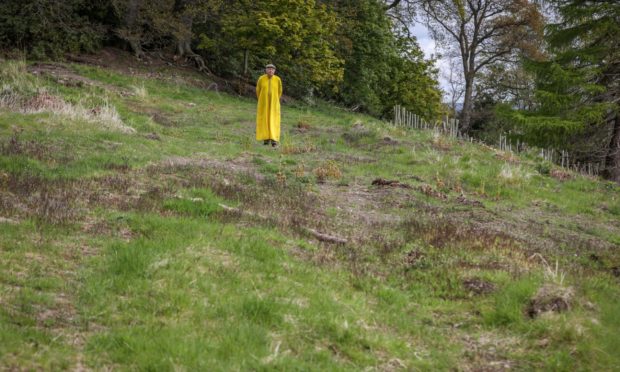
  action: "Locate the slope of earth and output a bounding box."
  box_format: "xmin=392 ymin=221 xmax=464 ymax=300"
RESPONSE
xmin=1 ymin=55 xmax=619 ymax=370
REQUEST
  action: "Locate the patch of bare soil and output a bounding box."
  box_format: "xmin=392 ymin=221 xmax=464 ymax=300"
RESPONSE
xmin=403 ymin=248 xmax=424 ymax=269
xmin=441 ymin=201 xmax=618 ymax=265
xmin=463 ymin=277 xmax=496 ymax=295
xmin=156 ymin=155 xmax=266 ymax=181
xmin=418 ymin=184 xmax=448 ymax=200
xmin=331 ymin=153 xmax=377 ymax=165
xmin=455 ymin=194 xmax=484 ymax=208
xmin=460 ymin=332 xmax=521 ymax=371
xmin=318 ymin=182 xmax=406 ymax=236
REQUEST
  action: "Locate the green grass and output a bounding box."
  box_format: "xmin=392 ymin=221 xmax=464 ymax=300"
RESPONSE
xmin=1 ymin=57 xmax=620 ymax=370
xmin=73 ymin=213 xmax=456 ymax=370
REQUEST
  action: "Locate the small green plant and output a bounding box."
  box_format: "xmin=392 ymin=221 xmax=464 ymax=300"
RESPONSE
xmin=535 ymin=161 xmax=552 ymax=175
xmin=484 ymin=276 xmax=540 ymax=327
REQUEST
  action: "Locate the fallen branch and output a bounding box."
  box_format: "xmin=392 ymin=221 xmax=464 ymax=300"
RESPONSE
xmin=303 ymin=227 xmax=348 ymax=245
xmin=371 ymin=178 xmax=412 ymax=189
xmin=219 ymin=203 xmax=268 ymax=220
xmin=218 ymin=203 xmax=239 ymax=213
xmin=218 ymin=203 xmax=347 ymax=244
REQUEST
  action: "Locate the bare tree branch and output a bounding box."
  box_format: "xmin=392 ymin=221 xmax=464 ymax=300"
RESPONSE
xmin=384 ymin=0 xmax=403 ymax=11
xmin=419 ymin=0 xmax=543 ymax=132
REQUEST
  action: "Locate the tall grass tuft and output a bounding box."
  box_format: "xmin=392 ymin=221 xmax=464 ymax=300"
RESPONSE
xmin=484 ymin=276 xmax=541 ymax=327
xmin=0 ymin=60 xmax=38 ymax=108
xmin=132 ymin=84 xmax=148 ymax=98
xmin=498 ymin=163 xmax=532 ymax=185
xmin=0 ymin=60 xmax=135 ymax=133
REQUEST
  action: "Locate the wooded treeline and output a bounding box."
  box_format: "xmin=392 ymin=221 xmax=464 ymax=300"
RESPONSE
xmin=424 ymin=0 xmax=619 ymax=182
xmin=0 ymin=0 xmax=442 ymax=119
xmin=393 ymin=0 xmax=618 ymax=182
xmin=1 ymin=0 xmax=618 ymax=182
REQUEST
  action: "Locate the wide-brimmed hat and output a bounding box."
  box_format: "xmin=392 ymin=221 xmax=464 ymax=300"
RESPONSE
xmin=265 ymin=64 xmax=276 ymax=69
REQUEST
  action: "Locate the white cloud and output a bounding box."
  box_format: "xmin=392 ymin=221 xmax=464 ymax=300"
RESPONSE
xmin=411 ymin=23 xmax=436 ymax=59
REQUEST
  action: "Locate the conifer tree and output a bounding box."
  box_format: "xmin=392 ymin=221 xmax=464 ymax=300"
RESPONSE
xmin=504 ymin=0 xmax=619 ymax=181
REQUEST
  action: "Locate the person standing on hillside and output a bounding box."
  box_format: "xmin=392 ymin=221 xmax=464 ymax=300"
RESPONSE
xmin=256 ymin=63 xmax=282 ymax=147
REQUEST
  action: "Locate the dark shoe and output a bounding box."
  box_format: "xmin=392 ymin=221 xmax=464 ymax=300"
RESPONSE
xmin=263 ymin=140 xmax=270 ymax=145
xmin=271 ymin=140 xmax=278 ymax=148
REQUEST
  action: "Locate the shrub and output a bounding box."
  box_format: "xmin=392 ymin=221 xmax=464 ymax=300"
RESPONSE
xmin=535 ymin=162 xmax=552 ymax=175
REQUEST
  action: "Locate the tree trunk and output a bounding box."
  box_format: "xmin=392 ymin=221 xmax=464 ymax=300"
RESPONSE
xmin=243 ymin=49 xmax=249 ymax=76
xmin=460 ymin=74 xmax=474 ymax=134
xmin=175 ymin=12 xmax=209 ymax=73
xmin=124 ymin=0 xmax=145 ymax=59
xmin=604 ymin=113 xmax=620 ymax=183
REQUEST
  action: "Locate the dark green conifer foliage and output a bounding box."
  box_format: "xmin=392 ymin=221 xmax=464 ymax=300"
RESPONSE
xmin=499 ymin=0 xmax=619 ymax=181
xmin=0 ymin=0 xmax=106 ymax=59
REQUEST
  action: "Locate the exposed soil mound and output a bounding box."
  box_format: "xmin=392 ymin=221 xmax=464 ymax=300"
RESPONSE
xmin=527 ymin=284 xmax=574 ymax=318
xmin=463 ymin=278 xmax=496 ymax=295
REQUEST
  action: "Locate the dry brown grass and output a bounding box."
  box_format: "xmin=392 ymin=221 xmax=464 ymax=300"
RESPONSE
xmin=0 ymin=172 xmax=84 ymax=224
xmin=495 ymin=151 xmax=521 ymax=164
xmin=0 ymin=131 xmax=60 ymax=162
xmin=401 ymin=214 xmax=520 ymax=252
xmin=33 ymin=185 xmax=84 ymax=225
xmin=498 ymin=163 xmax=532 ymax=185
xmin=296 ymin=121 xmax=311 ymax=131
xmin=526 ymin=283 xmax=574 ymax=318
xmin=314 ymin=160 xmax=342 ymax=183
xmin=550 ymin=169 xmax=573 ymax=181
xmin=418 ymin=184 xmax=448 ymax=200
xmin=431 ymin=132 xmax=452 ymax=151
xmin=281 ymin=142 xmax=317 ymax=155
xmin=1 ymin=84 xmax=135 ymax=134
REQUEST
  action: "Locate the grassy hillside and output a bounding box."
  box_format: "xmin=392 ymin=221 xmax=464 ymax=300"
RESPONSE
xmin=1 ymin=56 xmax=619 ymax=370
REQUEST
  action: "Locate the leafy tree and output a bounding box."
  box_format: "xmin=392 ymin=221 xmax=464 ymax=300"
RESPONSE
xmin=196 ymin=0 xmax=343 ymax=97
xmin=419 ymin=0 xmax=544 ymax=133
xmin=379 ymin=36 xmax=443 ymax=119
xmin=330 ymin=0 xmax=396 ymax=115
xmin=330 ymin=0 xmax=441 ymax=118
xmin=0 ymin=0 xmax=106 ymax=59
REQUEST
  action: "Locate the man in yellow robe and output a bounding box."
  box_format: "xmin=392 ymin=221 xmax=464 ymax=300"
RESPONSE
xmin=256 ymin=63 xmax=282 ymax=147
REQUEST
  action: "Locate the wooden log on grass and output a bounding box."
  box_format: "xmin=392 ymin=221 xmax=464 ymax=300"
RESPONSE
xmin=218 ymin=204 xmax=348 ymax=245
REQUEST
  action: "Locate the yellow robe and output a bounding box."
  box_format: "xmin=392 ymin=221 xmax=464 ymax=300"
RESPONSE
xmin=255 ymin=74 xmax=282 ymax=141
